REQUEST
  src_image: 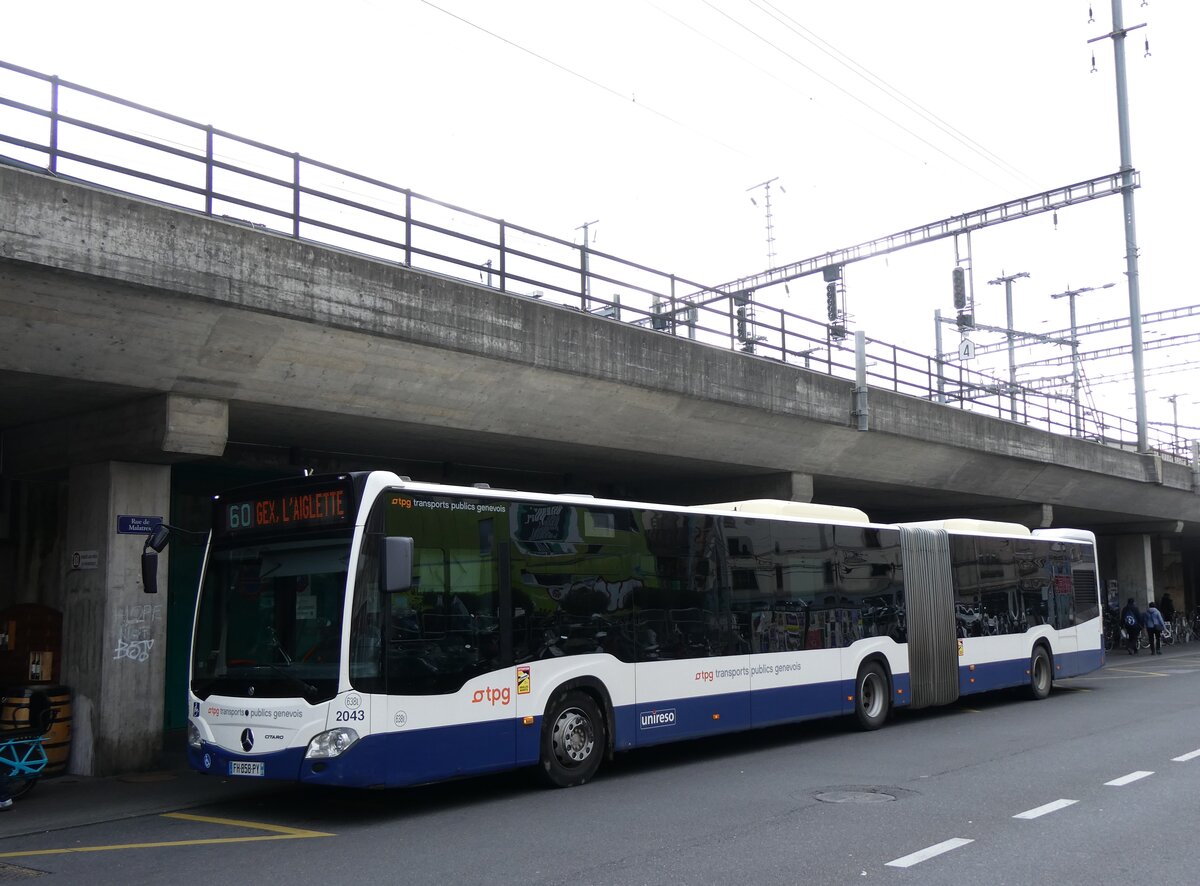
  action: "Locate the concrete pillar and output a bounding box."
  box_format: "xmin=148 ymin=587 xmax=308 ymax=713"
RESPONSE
xmin=62 ymin=462 xmax=170 ymax=776
xmin=1114 ymin=533 xmax=1155 ymax=606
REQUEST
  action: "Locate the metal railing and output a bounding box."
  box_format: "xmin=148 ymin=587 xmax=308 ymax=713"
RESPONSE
xmin=0 ymin=59 xmax=1190 ymax=464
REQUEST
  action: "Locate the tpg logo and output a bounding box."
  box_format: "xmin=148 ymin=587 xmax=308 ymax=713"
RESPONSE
xmin=639 ymin=708 xmax=677 ymax=729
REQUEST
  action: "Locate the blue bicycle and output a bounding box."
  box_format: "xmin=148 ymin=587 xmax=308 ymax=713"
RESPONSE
xmin=0 ymin=691 xmax=54 ymax=802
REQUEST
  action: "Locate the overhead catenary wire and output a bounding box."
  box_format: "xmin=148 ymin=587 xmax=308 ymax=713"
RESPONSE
xmin=416 ymin=0 xmax=754 ymax=161
xmin=642 ymin=0 xmax=941 ymax=173
xmin=696 ymin=0 xmax=1017 ymax=194
xmin=752 ymin=0 xmax=1041 ymax=191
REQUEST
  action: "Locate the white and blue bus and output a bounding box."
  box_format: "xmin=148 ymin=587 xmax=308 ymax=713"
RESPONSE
xmin=170 ymin=471 xmax=1103 ymax=788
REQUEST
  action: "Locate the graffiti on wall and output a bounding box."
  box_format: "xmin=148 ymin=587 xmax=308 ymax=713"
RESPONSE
xmin=113 ymin=602 xmax=162 ymax=663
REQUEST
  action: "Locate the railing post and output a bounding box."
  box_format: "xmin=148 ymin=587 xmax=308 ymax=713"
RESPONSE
xmin=499 ymin=221 xmax=507 ymax=292
xmin=404 ymin=191 xmax=412 ymax=266
xmin=292 ymin=152 xmax=301 ymax=238
xmin=204 ymin=125 xmax=214 ymax=215
xmin=579 ymin=238 xmax=589 ymax=310
xmin=48 ymin=75 xmax=59 ymax=174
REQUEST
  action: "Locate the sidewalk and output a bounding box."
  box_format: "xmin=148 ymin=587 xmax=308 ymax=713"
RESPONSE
xmin=0 ymin=749 xmax=275 ymax=841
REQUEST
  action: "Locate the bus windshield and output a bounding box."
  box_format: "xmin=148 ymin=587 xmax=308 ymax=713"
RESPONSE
xmin=191 ymin=534 xmax=353 ymax=703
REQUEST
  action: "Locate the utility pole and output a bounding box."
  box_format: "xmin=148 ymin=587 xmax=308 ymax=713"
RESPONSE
xmin=746 ymin=178 xmax=783 ymax=269
xmin=1089 ymin=0 xmax=1149 ymax=451
xmin=1049 ymin=282 xmax=1115 ymax=435
xmin=934 ymin=309 xmax=946 ymax=404
xmin=1163 ymin=393 xmax=1179 ymax=446
xmin=576 ymin=219 xmax=599 ymax=305
xmin=987 ymin=271 xmax=1030 ymax=421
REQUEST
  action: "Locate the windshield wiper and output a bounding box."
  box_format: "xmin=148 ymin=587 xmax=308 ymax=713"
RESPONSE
xmin=267 ymin=626 xmax=293 ymax=665
xmin=259 ymin=662 xmax=319 ymax=698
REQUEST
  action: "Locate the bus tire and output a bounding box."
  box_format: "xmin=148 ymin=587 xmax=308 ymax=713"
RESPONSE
xmin=539 ymin=691 xmax=605 ymax=788
xmin=1028 ymin=646 xmax=1052 ymax=700
xmin=854 ymin=662 xmax=890 ymax=731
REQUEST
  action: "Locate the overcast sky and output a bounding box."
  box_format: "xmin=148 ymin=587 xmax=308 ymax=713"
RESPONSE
xmin=2 ymin=1 xmax=1196 ymax=434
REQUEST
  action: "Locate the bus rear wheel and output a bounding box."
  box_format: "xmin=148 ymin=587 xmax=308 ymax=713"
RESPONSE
xmin=854 ymin=662 xmax=890 ymax=731
xmin=539 ymin=691 xmax=605 ymax=788
xmin=1028 ymin=646 xmax=1052 ymax=700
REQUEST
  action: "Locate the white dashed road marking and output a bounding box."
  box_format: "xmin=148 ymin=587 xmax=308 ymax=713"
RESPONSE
xmin=1013 ymin=799 xmax=1078 ymax=819
xmin=1104 ymin=770 xmax=1154 ymax=786
xmin=1172 ymin=749 xmax=1200 ymax=762
xmin=885 ymin=838 xmax=974 ymax=868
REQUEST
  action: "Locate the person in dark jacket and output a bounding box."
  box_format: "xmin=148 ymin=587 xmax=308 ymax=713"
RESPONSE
xmin=1159 ymin=592 xmax=1176 ymax=626
xmin=1121 ymin=597 xmax=1142 ymax=655
xmin=1144 ymin=600 xmax=1166 ymax=655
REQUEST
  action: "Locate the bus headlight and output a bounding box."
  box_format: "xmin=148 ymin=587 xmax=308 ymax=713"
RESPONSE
xmin=305 ymin=727 xmax=359 ymax=759
xmin=187 ymin=719 xmax=202 ymax=750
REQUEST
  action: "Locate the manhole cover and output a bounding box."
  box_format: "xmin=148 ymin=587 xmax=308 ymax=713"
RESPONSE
xmin=815 ymin=790 xmax=896 ymax=803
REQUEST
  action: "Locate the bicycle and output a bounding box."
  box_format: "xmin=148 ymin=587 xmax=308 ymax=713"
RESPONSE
xmin=1167 ymin=615 xmax=1190 ymax=644
xmin=1177 ymin=616 xmax=1196 ymax=645
xmin=0 ymin=691 xmax=54 ymax=803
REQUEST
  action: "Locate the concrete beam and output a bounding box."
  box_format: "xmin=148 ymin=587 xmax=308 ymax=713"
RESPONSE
xmin=5 ymin=395 xmax=227 ymax=475
xmin=960 ymin=503 xmax=1054 ymax=529
xmin=674 ymin=472 xmax=814 ymax=507
xmin=1100 ymin=521 xmax=1185 ymax=536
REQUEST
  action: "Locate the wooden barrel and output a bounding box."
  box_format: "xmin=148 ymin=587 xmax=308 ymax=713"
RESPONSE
xmin=0 ymin=686 xmax=71 ymax=778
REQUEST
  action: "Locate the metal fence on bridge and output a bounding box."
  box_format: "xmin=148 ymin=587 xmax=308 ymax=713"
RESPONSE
xmin=0 ymin=59 xmax=1190 ymax=464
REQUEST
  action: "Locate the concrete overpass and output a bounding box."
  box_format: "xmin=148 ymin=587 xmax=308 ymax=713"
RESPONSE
xmin=2 ymin=164 xmax=1198 ymax=774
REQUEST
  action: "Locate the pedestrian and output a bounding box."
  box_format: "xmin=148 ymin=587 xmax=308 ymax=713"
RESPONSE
xmin=1160 ymin=592 xmax=1176 ymax=627
xmin=1144 ymin=600 xmax=1166 ymax=655
xmin=1121 ymin=597 xmax=1142 ymax=655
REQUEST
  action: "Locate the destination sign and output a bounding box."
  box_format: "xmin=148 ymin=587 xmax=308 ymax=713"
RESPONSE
xmin=215 ymin=481 xmax=353 ymax=537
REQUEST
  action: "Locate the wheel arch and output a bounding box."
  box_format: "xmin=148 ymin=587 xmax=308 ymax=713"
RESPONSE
xmin=856 ymin=651 xmax=895 ymax=697
xmin=1031 ymin=636 xmax=1054 ymax=667
xmin=544 ymin=676 xmax=615 ymax=759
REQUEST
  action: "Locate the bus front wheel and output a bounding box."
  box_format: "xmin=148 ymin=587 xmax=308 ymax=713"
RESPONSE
xmin=1028 ymin=646 xmax=1052 ymax=700
xmin=854 ymin=662 xmax=890 ymax=731
xmin=539 ymin=691 xmax=604 ymax=788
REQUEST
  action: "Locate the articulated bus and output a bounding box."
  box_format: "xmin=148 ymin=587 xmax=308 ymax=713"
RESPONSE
xmin=167 ymin=471 xmax=1103 ymax=789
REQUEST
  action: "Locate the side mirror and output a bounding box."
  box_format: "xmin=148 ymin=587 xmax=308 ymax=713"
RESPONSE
xmin=142 ymin=523 xmax=172 ymax=593
xmin=146 ymin=523 xmax=171 ymax=553
xmin=382 ymin=536 xmax=414 ymax=592
xmin=141 ymin=548 xmax=159 ymax=594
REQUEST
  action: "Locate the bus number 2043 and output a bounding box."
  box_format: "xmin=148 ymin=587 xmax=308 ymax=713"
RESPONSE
xmin=335 ymin=710 xmax=365 ymax=722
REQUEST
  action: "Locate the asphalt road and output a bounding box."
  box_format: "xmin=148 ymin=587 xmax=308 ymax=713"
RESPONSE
xmin=5 ymin=646 xmax=1200 ymax=885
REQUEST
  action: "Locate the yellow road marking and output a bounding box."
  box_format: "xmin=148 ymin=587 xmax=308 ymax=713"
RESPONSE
xmin=164 ymin=812 xmax=331 ymax=836
xmin=1100 ymin=666 xmax=1170 ymax=677
xmin=0 ymin=813 xmax=332 ymax=859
